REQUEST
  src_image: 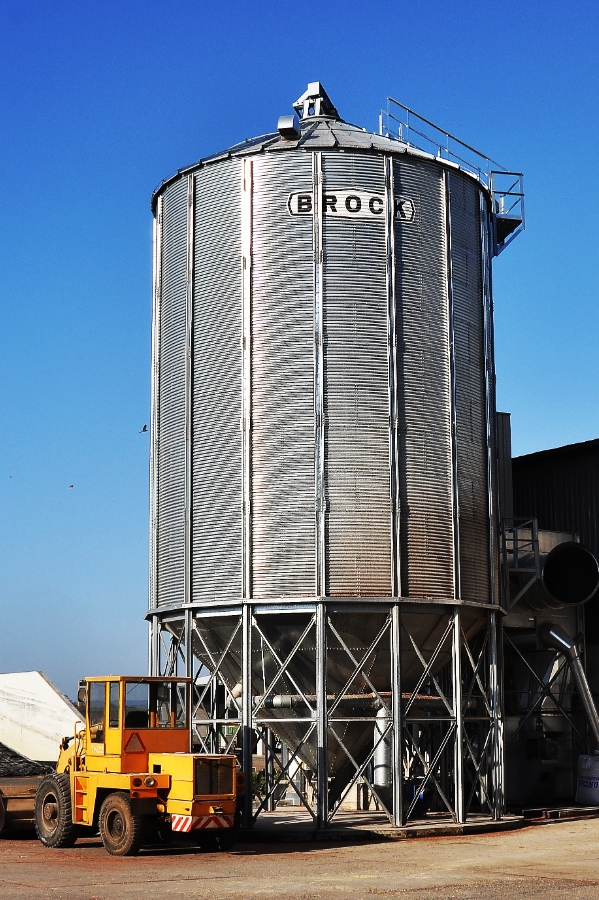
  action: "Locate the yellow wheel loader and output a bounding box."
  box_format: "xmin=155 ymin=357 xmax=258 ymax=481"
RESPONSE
xmin=34 ymin=676 xmax=244 ymax=856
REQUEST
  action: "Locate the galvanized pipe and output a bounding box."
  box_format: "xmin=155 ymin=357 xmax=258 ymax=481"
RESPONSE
xmin=373 ymin=705 xmax=391 ymax=786
xmin=523 ymin=543 xmax=599 ymax=611
xmin=538 ymin=622 xmax=599 ymax=752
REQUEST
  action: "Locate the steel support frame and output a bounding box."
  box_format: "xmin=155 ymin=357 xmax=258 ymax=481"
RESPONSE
xmin=148 ymin=600 xmax=504 ymax=828
xmin=503 ymin=627 xmax=589 ymax=753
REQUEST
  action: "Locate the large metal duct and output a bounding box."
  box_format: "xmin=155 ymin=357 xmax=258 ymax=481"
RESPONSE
xmin=520 ymin=542 xmax=599 ymax=611
xmin=148 ymin=83 xmax=511 ymax=821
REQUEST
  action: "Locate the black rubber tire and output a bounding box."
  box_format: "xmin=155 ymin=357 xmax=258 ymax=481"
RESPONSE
xmin=195 ymin=832 xmax=219 ymax=851
xmin=156 ymin=820 xmax=173 ymax=845
xmin=145 ymin=817 xmax=172 ymax=846
xmin=195 ymin=811 xmax=240 ymax=852
xmin=98 ymin=792 xmax=143 ymax=857
xmin=215 ymin=810 xmax=240 ymax=851
xmin=35 ymin=774 xmax=78 ymax=848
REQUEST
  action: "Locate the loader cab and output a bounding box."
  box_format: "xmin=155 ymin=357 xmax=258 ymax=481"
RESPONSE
xmin=81 ymin=677 xmax=191 ymax=773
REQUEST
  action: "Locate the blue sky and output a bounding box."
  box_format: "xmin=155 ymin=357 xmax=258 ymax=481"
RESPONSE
xmin=1 ymin=1 xmax=597 ymax=694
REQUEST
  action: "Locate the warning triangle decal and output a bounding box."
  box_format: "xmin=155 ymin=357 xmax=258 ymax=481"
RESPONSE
xmin=124 ymin=732 xmax=145 ymax=753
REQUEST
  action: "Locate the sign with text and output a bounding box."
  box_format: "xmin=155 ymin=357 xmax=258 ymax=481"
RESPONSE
xmin=288 ymin=190 xmax=415 ymax=222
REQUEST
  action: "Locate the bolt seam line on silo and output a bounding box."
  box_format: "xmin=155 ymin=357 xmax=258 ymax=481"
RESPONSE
xmin=480 ymin=191 xmax=497 ymax=609
xmin=241 ymin=158 xmax=254 ymax=829
xmin=184 ymin=174 xmax=194 ymax=612
xmin=241 ymin=158 xmax=253 ymax=602
xmin=313 ymin=151 xmax=325 ymax=599
xmin=385 ymin=156 xmax=401 ymax=600
xmin=312 ymin=150 xmax=328 ymax=827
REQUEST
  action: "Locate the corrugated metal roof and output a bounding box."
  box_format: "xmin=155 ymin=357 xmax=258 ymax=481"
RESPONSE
xmin=151 ymin=116 xmax=465 ymax=213
xmin=514 ymin=437 xmax=599 ymax=464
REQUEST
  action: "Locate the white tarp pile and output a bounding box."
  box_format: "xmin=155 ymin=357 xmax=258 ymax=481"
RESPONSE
xmin=0 ymin=671 xmax=84 ymax=764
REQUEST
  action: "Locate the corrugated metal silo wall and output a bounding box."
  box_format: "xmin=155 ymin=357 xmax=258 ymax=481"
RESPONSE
xmin=152 ymin=147 xmax=496 ymax=609
xmin=448 ymin=172 xmax=493 ymax=604
xmin=156 ymin=178 xmax=187 ymax=607
xmin=393 ymin=157 xmax=454 ymax=599
xmin=251 ymin=154 xmax=316 ymax=597
xmin=192 ymin=161 xmax=243 ymax=602
xmin=322 ymin=153 xmax=391 ymax=596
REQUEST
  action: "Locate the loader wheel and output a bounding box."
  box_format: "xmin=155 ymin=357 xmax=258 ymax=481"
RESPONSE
xmin=195 ymin=832 xmax=219 ymax=851
xmin=99 ymin=792 xmax=143 ymax=857
xmin=195 ymin=811 xmax=240 ymax=852
xmin=215 ymin=810 xmax=240 ymax=851
xmin=35 ymin=774 xmax=78 ymax=848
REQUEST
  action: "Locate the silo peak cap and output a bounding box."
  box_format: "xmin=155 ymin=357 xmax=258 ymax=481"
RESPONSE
xmin=293 ymin=82 xmax=340 ymax=121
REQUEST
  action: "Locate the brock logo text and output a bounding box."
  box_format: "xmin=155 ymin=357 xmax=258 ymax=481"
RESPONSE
xmin=288 ymin=190 xmax=415 ymax=222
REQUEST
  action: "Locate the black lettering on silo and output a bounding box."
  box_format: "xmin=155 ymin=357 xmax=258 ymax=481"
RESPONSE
xmin=345 ymin=195 xmax=361 ymax=213
xmin=297 ymin=194 xmax=312 ymax=214
xmin=324 ymin=194 xmax=338 ymax=213
xmin=395 ymin=197 xmax=415 ymax=221
xmin=369 ymin=196 xmax=384 ymax=215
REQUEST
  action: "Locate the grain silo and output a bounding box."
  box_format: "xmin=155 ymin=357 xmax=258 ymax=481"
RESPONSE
xmin=148 ymin=83 xmax=525 ymax=828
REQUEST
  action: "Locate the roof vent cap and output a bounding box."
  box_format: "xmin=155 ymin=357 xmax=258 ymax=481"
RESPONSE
xmin=292 ymin=82 xmax=340 ymax=121
xmin=277 ymin=113 xmax=301 ymax=140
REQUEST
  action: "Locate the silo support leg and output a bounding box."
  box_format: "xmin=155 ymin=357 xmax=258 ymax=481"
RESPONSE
xmin=149 ymin=615 xmax=160 ymax=676
xmin=453 ymin=607 xmax=464 ymax=823
xmin=489 ymin=612 xmax=504 ymax=819
xmin=316 ymin=601 xmax=328 ymax=828
xmin=242 ymin=604 xmax=253 ymax=830
xmin=391 ymin=604 xmax=404 ymax=827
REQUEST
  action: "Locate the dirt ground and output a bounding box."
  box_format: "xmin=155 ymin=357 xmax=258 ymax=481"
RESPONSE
xmin=2 ymin=818 xmax=599 ymax=899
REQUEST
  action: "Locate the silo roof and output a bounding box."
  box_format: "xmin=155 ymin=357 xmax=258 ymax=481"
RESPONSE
xmin=152 ymin=105 xmax=488 ymax=213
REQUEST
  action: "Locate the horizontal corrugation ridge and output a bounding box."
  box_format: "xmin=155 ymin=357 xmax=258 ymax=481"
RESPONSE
xmin=156 ymin=178 xmax=187 ymax=607
xmin=449 ymin=172 xmax=490 ymax=603
xmin=251 ymin=154 xmax=316 ymax=597
xmin=322 ymin=153 xmax=392 ymax=596
xmin=393 ymin=158 xmax=454 ymax=599
xmin=192 ymin=161 xmax=243 ymax=602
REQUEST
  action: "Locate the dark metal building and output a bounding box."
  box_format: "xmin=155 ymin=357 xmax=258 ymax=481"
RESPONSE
xmin=513 ymin=438 xmax=599 ymax=693
xmin=513 ymin=439 xmax=599 ymax=560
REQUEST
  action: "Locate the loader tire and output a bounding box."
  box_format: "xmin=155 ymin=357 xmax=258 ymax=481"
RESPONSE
xmin=215 ymin=810 xmax=240 ymax=851
xmin=99 ymin=792 xmax=143 ymax=857
xmin=195 ymin=810 xmax=240 ymax=852
xmin=35 ymin=774 xmax=78 ymax=848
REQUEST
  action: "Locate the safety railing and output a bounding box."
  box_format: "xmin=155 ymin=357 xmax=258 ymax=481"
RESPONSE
xmin=379 ymin=97 xmax=524 ymax=254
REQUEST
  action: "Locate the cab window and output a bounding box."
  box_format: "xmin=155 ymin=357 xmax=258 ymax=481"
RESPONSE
xmin=108 ymin=682 xmax=120 ymax=728
xmin=124 ymin=682 xmax=149 ymax=728
xmin=124 ymin=681 xmax=187 ymax=729
xmin=88 ymin=682 xmax=106 ymax=743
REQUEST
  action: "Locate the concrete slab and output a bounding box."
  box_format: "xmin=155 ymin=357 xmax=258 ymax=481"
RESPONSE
xmin=240 ymin=809 xmax=525 ymax=842
xmin=3 ymin=816 xmax=599 ymax=899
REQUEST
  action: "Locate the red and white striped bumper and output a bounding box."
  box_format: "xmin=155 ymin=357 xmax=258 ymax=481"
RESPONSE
xmin=171 ymin=813 xmax=235 ymax=833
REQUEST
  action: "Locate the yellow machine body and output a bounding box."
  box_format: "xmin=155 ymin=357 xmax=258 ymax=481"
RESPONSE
xmin=50 ymin=676 xmax=242 ymax=845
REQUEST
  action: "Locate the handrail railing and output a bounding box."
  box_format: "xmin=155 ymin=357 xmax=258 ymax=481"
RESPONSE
xmin=501 ymin=518 xmax=541 ymax=608
xmin=379 ymin=97 xmax=525 ymax=253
